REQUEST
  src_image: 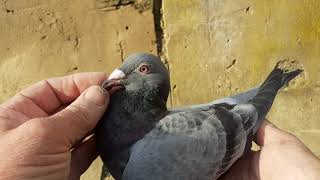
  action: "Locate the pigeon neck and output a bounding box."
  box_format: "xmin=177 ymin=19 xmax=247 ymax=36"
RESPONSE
xmin=98 ymin=89 xmax=168 ymax=154
xmin=125 ymin=89 xmax=168 ymax=114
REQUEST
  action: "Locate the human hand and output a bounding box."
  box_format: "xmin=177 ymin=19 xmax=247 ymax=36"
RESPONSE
xmin=220 ymin=120 xmax=320 ymax=180
xmin=0 ymin=72 xmax=109 ymax=180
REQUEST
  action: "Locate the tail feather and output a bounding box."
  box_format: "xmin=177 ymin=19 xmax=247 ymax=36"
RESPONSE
xmin=250 ymin=63 xmax=303 ymax=133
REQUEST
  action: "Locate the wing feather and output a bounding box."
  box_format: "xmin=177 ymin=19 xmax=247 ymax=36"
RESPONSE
xmin=122 ymin=104 xmax=257 ymax=180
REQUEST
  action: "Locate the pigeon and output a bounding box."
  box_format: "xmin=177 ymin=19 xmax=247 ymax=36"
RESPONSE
xmin=96 ymin=53 xmax=302 ymax=180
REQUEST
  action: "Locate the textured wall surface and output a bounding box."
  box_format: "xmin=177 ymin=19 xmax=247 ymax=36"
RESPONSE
xmin=1 ymin=0 xmax=320 ymax=179
xmin=162 ymin=0 xmax=320 ymax=155
xmin=0 ymin=0 xmax=155 ymax=179
xmin=0 ymin=0 xmax=156 ymax=102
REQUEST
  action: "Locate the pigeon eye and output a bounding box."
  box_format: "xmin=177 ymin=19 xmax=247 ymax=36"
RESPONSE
xmin=138 ymin=64 xmax=150 ymax=74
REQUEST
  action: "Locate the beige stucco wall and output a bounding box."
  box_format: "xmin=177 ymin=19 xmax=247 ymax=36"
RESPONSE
xmin=0 ymin=0 xmax=156 ymax=102
xmin=163 ymin=0 xmax=320 ymax=156
xmin=0 ymin=0 xmax=155 ymax=179
xmin=1 ymin=0 xmax=320 ymax=179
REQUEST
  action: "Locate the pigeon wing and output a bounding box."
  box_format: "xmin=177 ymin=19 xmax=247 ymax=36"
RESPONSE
xmin=170 ymin=87 xmax=259 ymax=112
xmin=122 ymin=104 xmax=257 ymax=180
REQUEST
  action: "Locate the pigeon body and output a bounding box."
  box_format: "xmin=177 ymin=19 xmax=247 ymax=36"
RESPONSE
xmin=96 ymin=53 xmax=302 ymax=180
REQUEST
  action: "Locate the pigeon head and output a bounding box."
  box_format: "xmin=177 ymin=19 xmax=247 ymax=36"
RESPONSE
xmin=103 ymin=53 xmax=170 ymax=105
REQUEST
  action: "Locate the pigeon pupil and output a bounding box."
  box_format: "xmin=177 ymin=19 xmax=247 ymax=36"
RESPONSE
xmin=139 ymin=65 xmax=149 ymax=73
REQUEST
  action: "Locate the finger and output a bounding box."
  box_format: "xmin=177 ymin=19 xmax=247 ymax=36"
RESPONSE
xmin=48 ymin=86 xmax=109 ymax=146
xmin=254 ymin=119 xmax=296 ymax=146
xmin=69 ymin=136 xmax=98 ymax=180
xmin=1 ymin=72 xmax=107 ymax=118
xmin=0 ymin=107 xmax=29 ymax=131
xmin=0 ymin=102 xmax=43 ymax=132
xmin=47 ymin=72 xmax=107 ymax=108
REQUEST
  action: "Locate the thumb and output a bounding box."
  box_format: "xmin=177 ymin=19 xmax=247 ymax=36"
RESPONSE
xmin=49 ymin=86 xmax=109 ymax=147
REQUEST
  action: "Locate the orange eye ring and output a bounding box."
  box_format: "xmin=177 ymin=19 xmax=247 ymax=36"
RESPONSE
xmin=138 ymin=64 xmax=150 ymax=74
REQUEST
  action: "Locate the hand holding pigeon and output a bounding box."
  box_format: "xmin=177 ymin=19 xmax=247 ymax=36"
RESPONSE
xmin=220 ymin=120 xmax=320 ymax=180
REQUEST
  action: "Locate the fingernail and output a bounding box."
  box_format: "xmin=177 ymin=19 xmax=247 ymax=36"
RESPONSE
xmin=84 ymin=86 xmax=108 ymax=106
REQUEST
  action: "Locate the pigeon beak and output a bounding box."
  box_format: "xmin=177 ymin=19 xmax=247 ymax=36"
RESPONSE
xmin=102 ymin=69 xmax=126 ymax=95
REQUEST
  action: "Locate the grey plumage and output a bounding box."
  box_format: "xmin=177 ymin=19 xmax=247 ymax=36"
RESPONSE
xmin=96 ymin=53 xmax=302 ymax=180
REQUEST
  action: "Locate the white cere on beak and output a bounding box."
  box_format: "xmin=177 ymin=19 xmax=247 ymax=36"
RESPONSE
xmin=108 ymin=69 xmax=126 ymax=80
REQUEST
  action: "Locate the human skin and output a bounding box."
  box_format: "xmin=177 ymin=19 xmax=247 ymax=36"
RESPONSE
xmin=0 ymin=72 xmax=109 ymax=180
xmin=220 ymin=120 xmax=320 ymax=180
